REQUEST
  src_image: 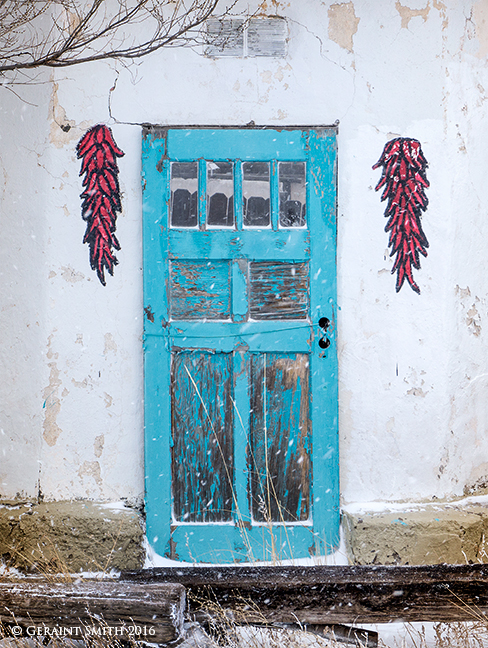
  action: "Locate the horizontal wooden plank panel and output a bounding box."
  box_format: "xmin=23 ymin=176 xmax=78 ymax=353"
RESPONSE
xmin=169 ymin=523 xmax=315 ymax=564
xmin=122 ymin=564 xmax=488 ymax=623
xmin=169 ymin=230 xmax=310 ymax=261
xmin=166 ymin=128 xmax=309 ymax=161
xmin=0 ymin=581 xmax=185 ymax=644
xmin=249 ymin=261 xmax=309 ymax=320
xmin=165 ymin=320 xmax=312 ymax=353
xmin=170 ymin=260 xmax=231 ymax=320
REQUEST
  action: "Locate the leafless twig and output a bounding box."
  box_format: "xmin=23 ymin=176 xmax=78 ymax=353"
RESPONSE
xmin=0 ymin=0 xmax=237 ymax=77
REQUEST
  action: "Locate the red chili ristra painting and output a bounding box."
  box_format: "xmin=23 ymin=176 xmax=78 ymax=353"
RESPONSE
xmin=76 ymin=125 xmax=124 ymax=286
xmin=373 ymin=138 xmax=429 ymax=295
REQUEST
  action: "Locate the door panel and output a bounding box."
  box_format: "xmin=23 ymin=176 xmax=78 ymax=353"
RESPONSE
xmin=143 ymin=127 xmax=338 ymax=563
xmin=170 ymin=260 xmax=231 ymax=320
xmin=171 ymin=350 xmax=234 ymax=523
xmin=249 ymin=261 xmax=309 ymax=320
xmin=249 ymin=352 xmax=311 ymax=523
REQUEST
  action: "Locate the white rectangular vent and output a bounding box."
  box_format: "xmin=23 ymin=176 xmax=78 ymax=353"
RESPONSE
xmin=206 ymin=18 xmax=287 ymax=58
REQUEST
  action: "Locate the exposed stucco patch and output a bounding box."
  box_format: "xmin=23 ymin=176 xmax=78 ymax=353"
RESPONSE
xmin=71 ymin=376 xmax=93 ymax=390
xmin=61 ymin=265 xmax=84 ymax=283
xmin=42 ymin=335 xmax=62 ymax=447
xmin=94 ymin=435 xmax=104 ymax=458
xmin=49 ymin=81 xmax=90 ymax=149
xmin=395 ymin=1 xmax=430 ymax=29
xmin=78 ymin=460 xmax=102 ymax=487
xmin=104 ymin=333 xmax=118 ymax=355
xmin=406 ymin=386 xmax=427 ymax=397
xmin=456 ymin=287 xmax=482 ymax=336
xmin=432 ymin=0 xmax=448 ymax=29
xmin=473 ymin=1 xmax=488 ymax=58
xmin=466 ymin=302 xmax=482 ymax=336
xmin=256 ymin=0 xmax=290 ymax=15
xmin=328 ymin=2 xmax=360 ymax=52
xmin=456 ymin=284 xmax=471 ymax=300
xmin=465 ymin=464 xmax=488 ymax=496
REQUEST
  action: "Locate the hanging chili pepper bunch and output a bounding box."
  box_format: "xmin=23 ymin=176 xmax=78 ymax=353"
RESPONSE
xmin=76 ymin=124 xmax=124 ymax=286
xmin=373 ymin=137 xmax=429 ymax=294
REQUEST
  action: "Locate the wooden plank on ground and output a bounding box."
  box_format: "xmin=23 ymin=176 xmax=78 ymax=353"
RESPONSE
xmin=121 ymin=564 xmax=488 ymax=624
xmin=0 ymin=580 xmax=185 ymax=644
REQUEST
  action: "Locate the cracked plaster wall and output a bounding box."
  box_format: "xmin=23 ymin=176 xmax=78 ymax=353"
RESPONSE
xmin=0 ymin=75 xmax=51 ymax=500
xmin=3 ymin=0 xmax=488 ymax=516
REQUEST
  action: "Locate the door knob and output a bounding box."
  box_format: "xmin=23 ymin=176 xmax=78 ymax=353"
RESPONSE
xmin=318 ymin=317 xmax=331 ymax=349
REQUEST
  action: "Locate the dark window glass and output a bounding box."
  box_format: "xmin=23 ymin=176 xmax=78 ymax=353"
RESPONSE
xmin=279 ymin=162 xmax=306 ymax=227
xmin=207 ymin=162 xmax=234 ymax=227
xmin=170 ymin=162 xmax=198 ymax=227
xmin=243 ymin=162 xmax=270 ymax=227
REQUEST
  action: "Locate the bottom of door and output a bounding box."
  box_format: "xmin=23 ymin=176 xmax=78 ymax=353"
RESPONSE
xmin=167 ymin=523 xmax=339 ymax=563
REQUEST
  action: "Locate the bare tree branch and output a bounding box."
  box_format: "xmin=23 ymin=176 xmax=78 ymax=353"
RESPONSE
xmin=0 ymin=0 xmax=235 ymax=75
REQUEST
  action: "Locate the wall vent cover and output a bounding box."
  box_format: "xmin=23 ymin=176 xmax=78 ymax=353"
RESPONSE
xmin=206 ymin=17 xmax=287 ymax=58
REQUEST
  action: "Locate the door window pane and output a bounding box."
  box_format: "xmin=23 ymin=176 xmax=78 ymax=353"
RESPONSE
xmin=279 ymin=162 xmax=306 ymax=227
xmin=170 ymin=162 xmax=198 ymax=227
xmin=207 ymin=161 xmax=234 ymax=227
xmin=243 ymin=162 xmax=270 ymax=227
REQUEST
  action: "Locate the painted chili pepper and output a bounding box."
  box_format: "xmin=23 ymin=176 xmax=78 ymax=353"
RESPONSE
xmin=77 ymin=124 xmax=124 ymax=286
xmin=373 ymin=137 xmax=429 ymax=294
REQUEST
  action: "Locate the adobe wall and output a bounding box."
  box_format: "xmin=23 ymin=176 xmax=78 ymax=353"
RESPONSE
xmin=2 ymin=0 xmax=488 ymax=569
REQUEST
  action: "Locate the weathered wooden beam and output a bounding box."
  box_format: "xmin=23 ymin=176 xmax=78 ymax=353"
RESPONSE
xmin=122 ymin=564 xmax=488 ymax=624
xmin=0 ymin=580 xmax=185 ymax=644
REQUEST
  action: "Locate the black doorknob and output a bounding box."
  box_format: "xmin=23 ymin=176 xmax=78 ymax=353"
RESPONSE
xmin=318 ymin=317 xmax=331 ymax=351
xmin=318 ymin=317 xmax=330 ymax=330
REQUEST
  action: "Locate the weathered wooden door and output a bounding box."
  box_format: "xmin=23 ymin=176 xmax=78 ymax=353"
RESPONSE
xmin=143 ymin=127 xmax=338 ymax=563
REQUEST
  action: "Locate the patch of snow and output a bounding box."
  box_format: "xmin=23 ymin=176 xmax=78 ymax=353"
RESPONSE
xmin=343 ymin=493 xmax=488 ymax=516
xmin=359 ymin=622 xmax=443 ymax=648
xmin=97 ymin=501 xmax=132 ymax=512
xmin=0 ymin=562 xmax=24 ymax=578
xmin=143 ymin=527 xmax=349 ymax=568
xmin=75 ymin=570 xmax=120 ymax=579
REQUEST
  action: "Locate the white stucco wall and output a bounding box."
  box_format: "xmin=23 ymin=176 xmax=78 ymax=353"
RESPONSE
xmin=3 ymin=0 xmax=488 ymax=510
xmin=0 ymin=77 xmax=51 ymax=500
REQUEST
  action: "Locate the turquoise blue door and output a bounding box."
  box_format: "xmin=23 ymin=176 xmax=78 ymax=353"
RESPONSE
xmin=142 ymin=127 xmax=338 ymax=563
